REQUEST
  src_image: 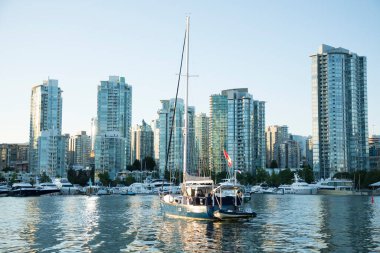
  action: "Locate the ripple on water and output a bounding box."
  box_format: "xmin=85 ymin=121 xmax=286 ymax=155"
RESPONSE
xmin=1 ymin=194 xmax=379 ymax=252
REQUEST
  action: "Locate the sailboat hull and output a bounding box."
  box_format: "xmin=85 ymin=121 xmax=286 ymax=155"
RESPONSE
xmin=160 ymin=200 xmax=215 ymax=220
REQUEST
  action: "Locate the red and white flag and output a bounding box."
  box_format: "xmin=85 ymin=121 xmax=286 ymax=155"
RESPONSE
xmin=223 ymin=149 xmax=233 ymax=168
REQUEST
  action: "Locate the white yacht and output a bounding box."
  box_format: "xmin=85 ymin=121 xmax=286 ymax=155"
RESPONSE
xmin=291 ymin=174 xmax=317 ymax=195
xmin=127 ymin=183 xmax=152 ymax=194
xmin=35 ymin=182 xmax=61 ymax=195
xmin=316 ymin=178 xmax=354 ymax=195
xmin=55 ymin=178 xmax=79 ymax=195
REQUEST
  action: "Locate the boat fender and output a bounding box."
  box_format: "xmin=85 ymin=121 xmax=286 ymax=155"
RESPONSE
xmin=163 ymin=194 xmax=174 ymax=203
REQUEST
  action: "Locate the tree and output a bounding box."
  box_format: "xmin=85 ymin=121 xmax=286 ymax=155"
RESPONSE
xmin=299 ymin=165 xmax=314 ymax=184
xmin=269 ymin=160 xmax=278 ymax=169
xmin=132 ymin=159 xmax=141 ymax=171
xmin=98 ymin=172 xmax=111 ymax=186
xmin=256 ymin=168 xmax=269 ymax=183
xmin=123 ymin=176 xmax=135 ymax=186
xmin=39 ymin=172 xmax=51 ymax=183
xmin=142 ymin=156 xmax=156 ymax=171
xmin=278 ymin=168 xmax=294 ymax=185
xmin=268 ymin=172 xmax=280 ymax=187
xmin=215 ymin=171 xmax=228 ymax=184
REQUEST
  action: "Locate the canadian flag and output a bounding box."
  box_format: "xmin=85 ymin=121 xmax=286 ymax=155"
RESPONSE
xmin=223 ymin=150 xmax=233 ymax=168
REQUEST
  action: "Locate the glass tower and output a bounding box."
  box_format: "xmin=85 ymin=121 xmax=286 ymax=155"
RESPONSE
xmin=157 ymin=98 xmax=196 ymax=177
xmin=29 ymin=79 xmax=67 ymax=177
xmin=95 ymin=76 xmax=132 ymax=179
xmin=210 ymin=89 xmax=265 ymax=174
xmin=311 ymin=45 xmax=369 ymax=179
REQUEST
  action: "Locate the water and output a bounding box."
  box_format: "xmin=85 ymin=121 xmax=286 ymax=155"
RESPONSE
xmin=1 ymin=194 xmax=379 ymax=252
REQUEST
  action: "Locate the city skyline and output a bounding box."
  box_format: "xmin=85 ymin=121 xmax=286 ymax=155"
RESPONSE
xmin=1 ymin=1 xmax=379 ymax=143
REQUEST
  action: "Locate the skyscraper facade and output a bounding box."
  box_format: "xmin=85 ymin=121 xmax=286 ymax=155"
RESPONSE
xmin=68 ymin=131 xmax=91 ymax=169
xmin=209 ymin=89 xmax=265 ymax=174
xmin=157 ymin=99 xmax=195 ymax=177
xmin=95 ymin=76 xmax=132 ymax=179
xmin=209 ymin=94 xmax=228 ymax=174
xmin=265 ymin=125 xmax=289 ymax=167
xmin=278 ymin=140 xmax=300 ymax=168
xmin=195 ymin=113 xmax=209 ymax=175
xmin=311 ymin=45 xmax=369 ymax=179
xmin=131 ymin=120 xmax=154 ymax=163
xmin=29 ymin=79 xmax=67 ymax=177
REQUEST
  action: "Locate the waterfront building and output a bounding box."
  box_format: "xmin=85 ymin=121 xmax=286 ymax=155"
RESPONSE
xmin=369 ymin=135 xmax=380 ymax=170
xmin=150 ymin=119 xmax=160 ymax=165
xmin=157 ymin=99 xmax=196 ymax=177
xmin=209 ymin=89 xmax=265 ymax=174
xmin=195 ymin=113 xmax=209 ymax=175
xmin=0 ymin=143 xmax=29 ymax=171
xmin=265 ymin=125 xmax=289 ymax=167
xmin=278 ymin=140 xmax=300 ymax=169
xmin=209 ymin=94 xmax=228 ymax=174
xmin=95 ymin=76 xmax=132 ymax=179
xmin=29 ymin=79 xmax=68 ymax=177
xmin=253 ymin=100 xmax=266 ymax=170
xmin=68 ymin=131 xmax=91 ymax=169
xmin=306 ymin=136 xmax=313 ymax=168
xmin=131 ymin=120 xmax=154 ymax=163
xmin=311 ymin=45 xmax=369 ymax=178
xmin=90 ymin=117 xmax=97 ymax=153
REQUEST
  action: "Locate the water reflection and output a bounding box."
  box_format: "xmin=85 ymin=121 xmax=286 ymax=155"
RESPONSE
xmin=0 ymin=195 xmax=379 ymax=252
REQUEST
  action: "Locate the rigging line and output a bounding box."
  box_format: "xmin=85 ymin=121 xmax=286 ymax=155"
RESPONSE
xmin=163 ymin=29 xmax=187 ymax=184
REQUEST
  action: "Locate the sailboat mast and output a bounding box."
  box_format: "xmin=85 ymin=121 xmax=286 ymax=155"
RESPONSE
xmin=183 ymin=16 xmax=190 ymax=181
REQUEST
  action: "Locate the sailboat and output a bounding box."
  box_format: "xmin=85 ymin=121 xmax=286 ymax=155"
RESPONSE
xmin=160 ymin=17 xmax=256 ymax=220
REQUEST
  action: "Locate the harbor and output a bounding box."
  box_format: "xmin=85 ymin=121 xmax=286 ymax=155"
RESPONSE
xmin=0 ymin=194 xmax=379 ymax=252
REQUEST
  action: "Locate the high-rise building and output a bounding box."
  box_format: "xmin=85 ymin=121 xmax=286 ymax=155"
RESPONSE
xmin=0 ymin=143 xmax=29 ymax=171
xmin=29 ymin=79 xmax=67 ymax=177
xmin=265 ymin=125 xmax=289 ymax=167
xmin=209 ymin=94 xmax=228 ymax=174
xmin=95 ymin=76 xmax=132 ymax=179
xmin=311 ymin=45 xmax=369 ymax=178
xmin=278 ymin=140 xmax=300 ymax=168
xmin=306 ymin=136 xmax=313 ymax=168
xmin=252 ymin=100 xmax=266 ymax=170
xmin=150 ymin=119 xmax=160 ymax=164
xmin=131 ymin=120 xmax=154 ymax=163
xmin=209 ymin=89 xmax=265 ymax=174
xmin=369 ymin=135 xmax=380 ymax=170
xmin=157 ymin=99 xmax=195 ymax=177
xmin=195 ymin=113 xmax=209 ymax=175
xmin=68 ymin=131 xmax=91 ymax=169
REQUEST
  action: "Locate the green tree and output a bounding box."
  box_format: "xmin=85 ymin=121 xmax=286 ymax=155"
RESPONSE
xmin=132 ymin=159 xmax=141 ymax=171
xmin=269 ymin=160 xmax=278 ymax=169
xmin=268 ymin=172 xmax=281 ymax=187
xmin=299 ymin=165 xmax=314 ymax=184
xmin=39 ymin=172 xmax=51 ymax=183
xmin=278 ymin=168 xmax=294 ymax=185
xmin=215 ymin=171 xmax=228 ymax=184
xmin=142 ymin=156 xmax=156 ymax=171
xmin=256 ymin=168 xmax=269 ymax=183
xmin=123 ymin=176 xmax=136 ymax=186
xmin=98 ymin=172 xmax=111 ymax=186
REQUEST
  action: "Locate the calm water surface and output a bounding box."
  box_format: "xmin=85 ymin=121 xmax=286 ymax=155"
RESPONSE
xmin=1 ymin=194 xmax=379 ymax=252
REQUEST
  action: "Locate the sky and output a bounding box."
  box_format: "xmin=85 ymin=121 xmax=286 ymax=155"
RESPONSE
xmin=0 ymin=0 xmax=379 ymax=143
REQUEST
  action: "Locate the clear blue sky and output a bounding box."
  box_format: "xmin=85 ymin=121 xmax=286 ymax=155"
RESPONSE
xmin=0 ymin=0 xmax=379 ymax=143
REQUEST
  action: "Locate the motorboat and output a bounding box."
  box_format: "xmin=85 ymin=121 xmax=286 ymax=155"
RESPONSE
xmin=8 ymin=183 xmax=40 ymax=197
xmin=316 ymin=178 xmax=354 ymax=195
xmin=35 ymin=182 xmax=61 ymax=195
xmin=55 ymin=178 xmax=79 ymax=195
xmin=277 ymin=184 xmax=293 ymax=194
xmin=127 ymin=183 xmax=152 ymax=194
xmin=291 ymin=174 xmax=317 ymax=195
xmin=0 ymin=183 xmax=10 ymax=197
